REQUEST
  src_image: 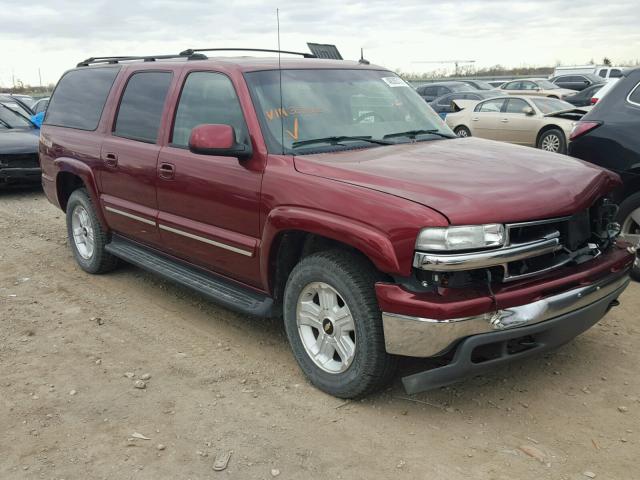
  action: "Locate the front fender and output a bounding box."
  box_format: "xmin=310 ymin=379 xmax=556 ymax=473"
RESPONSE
xmin=260 ymin=206 xmax=405 ymax=290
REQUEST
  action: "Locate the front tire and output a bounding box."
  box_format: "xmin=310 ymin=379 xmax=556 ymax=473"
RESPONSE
xmin=617 ymin=193 xmax=640 ymax=281
xmin=454 ymin=126 xmax=471 ymax=138
xmin=283 ymin=250 xmax=397 ymax=398
xmin=66 ymin=188 xmax=119 ymax=274
xmin=537 ymin=128 xmax=566 ymax=154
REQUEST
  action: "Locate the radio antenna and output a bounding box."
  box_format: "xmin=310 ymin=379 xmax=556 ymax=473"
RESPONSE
xmin=277 ymin=8 xmax=285 ymax=154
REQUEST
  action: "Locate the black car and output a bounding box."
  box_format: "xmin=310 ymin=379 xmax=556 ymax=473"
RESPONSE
xmin=563 ymin=83 xmax=604 ymax=107
xmin=568 ymin=67 xmax=640 ymax=279
xmin=0 ymin=104 xmax=41 ymax=186
xmin=0 ymin=94 xmax=34 ymax=118
xmin=415 ymin=81 xmax=474 ymax=102
xmin=549 ymin=73 xmax=605 ymax=92
xmin=429 ymin=90 xmax=507 ymax=118
xmin=459 ymin=79 xmax=495 ymax=90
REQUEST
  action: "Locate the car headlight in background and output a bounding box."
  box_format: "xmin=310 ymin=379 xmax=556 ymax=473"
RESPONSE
xmin=416 ymin=224 xmax=505 ymax=251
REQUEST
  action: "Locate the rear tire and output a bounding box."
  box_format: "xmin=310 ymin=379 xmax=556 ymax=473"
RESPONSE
xmin=537 ymin=128 xmax=566 ymax=154
xmin=283 ymin=250 xmax=397 ymax=398
xmin=617 ymin=193 xmax=640 ymax=281
xmin=454 ymin=126 xmax=471 ymax=138
xmin=66 ymin=188 xmax=119 ymax=274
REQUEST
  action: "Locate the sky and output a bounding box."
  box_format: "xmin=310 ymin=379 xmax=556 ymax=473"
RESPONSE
xmin=1 ymin=0 xmax=639 ymax=87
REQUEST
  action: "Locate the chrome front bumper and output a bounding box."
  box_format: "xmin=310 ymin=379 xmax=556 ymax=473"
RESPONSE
xmin=382 ymin=271 xmax=630 ymax=357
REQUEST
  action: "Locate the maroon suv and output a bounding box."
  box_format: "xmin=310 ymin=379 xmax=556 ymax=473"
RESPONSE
xmin=39 ymin=49 xmax=636 ymax=398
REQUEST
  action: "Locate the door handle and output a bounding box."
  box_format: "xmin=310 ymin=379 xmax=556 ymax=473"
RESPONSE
xmin=103 ymin=152 xmax=118 ymax=168
xmin=158 ymin=162 xmax=175 ymax=180
xmin=501 ymin=118 xmax=509 ymax=123
xmin=471 ymin=117 xmax=479 ymax=121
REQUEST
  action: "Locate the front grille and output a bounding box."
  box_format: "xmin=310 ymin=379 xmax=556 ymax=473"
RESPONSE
xmin=0 ymin=153 xmax=39 ymax=169
xmin=503 ymin=209 xmax=597 ymax=281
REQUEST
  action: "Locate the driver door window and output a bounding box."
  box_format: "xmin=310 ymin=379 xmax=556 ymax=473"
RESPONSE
xmin=171 ymin=72 xmax=248 ymax=147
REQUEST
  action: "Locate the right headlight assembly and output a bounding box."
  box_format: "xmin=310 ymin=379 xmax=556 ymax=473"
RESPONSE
xmin=415 ymin=224 xmax=505 ymax=251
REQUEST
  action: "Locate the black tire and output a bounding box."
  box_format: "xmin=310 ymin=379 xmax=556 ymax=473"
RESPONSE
xmin=283 ymin=250 xmax=397 ymax=398
xmin=454 ymin=125 xmax=471 ymax=138
xmin=66 ymin=188 xmax=119 ymax=274
xmin=537 ymin=128 xmax=566 ymax=154
xmin=616 ymin=192 xmax=640 ymax=281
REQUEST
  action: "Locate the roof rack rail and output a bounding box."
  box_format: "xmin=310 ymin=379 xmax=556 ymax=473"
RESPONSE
xmin=76 ymin=52 xmax=207 ymax=67
xmin=179 ymin=48 xmax=316 ymax=58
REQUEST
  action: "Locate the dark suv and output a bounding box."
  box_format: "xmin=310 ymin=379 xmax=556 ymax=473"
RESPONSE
xmin=39 ymin=50 xmax=635 ymax=398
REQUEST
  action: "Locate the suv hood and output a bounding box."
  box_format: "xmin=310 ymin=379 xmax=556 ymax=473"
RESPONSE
xmin=293 ymin=138 xmax=620 ymax=225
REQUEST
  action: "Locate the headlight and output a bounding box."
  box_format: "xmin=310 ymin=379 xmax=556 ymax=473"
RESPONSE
xmin=416 ymin=224 xmax=505 ymax=251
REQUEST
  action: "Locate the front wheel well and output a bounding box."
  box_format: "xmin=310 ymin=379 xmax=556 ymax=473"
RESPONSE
xmin=269 ymin=231 xmax=389 ymax=313
xmin=56 ymin=172 xmax=85 ymax=211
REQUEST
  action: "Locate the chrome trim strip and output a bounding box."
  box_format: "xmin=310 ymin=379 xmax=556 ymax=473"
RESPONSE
xmin=626 ymin=80 xmax=640 ymax=107
xmin=158 ymin=224 xmax=253 ymax=257
xmin=414 ymin=237 xmax=561 ymax=271
xmin=382 ymin=272 xmax=630 ymax=357
xmin=105 ymin=206 xmax=156 ymax=226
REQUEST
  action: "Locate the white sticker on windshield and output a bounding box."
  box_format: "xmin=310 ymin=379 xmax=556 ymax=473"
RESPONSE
xmin=381 ymin=76 xmax=409 ymax=88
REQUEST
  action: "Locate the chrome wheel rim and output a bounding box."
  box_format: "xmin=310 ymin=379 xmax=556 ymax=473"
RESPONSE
xmin=541 ymin=134 xmax=561 ymax=152
xmin=296 ymin=282 xmax=356 ymax=374
xmin=71 ymin=205 xmax=95 ymax=260
xmin=621 ymin=207 xmax=640 ymax=269
xmin=456 ymin=128 xmax=469 ymax=137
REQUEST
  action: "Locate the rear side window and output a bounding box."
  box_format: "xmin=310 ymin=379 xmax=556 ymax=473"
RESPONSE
xmin=171 ymin=72 xmax=248 ymax=147
xmin=628 ymin=83 xmax=640 ymax=105
xmin=476 ymin=98 xmax=506 ymax=112
xmin=610 ymin=69 xmax=622 ymax=78
xmin=45 ymin=67 xmax=119 ymax=130
xmin=114 ymin=71 xmax=172 ymax=143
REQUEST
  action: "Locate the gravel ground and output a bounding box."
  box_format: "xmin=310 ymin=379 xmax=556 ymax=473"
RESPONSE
xmin=1 ymin=186 xmax=639 ymax=480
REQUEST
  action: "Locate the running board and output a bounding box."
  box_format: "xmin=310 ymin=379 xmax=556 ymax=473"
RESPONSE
xmin=105 ymin=235 xmax=273 ymax=317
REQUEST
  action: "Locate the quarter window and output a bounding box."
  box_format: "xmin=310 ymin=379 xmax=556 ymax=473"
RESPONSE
xmin=114 ymin=71 xmax=172 ymax=143
xmin=628 ymin=82 xmax=640 ymax=105
xmin=45 ymin=67 xmax=119 ymax=130
xmin=172 ymin=72 xmax=248 ymax=147
xmin=476 ymin=99 xmax=506 ymax=112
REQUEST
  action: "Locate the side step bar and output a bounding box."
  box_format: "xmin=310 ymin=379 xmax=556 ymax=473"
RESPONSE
xmin=105 ymin=235 xmax=273 ymax=317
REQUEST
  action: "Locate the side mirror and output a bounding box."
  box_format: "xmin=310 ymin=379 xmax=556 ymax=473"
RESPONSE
xmin=188 ymin=124 xmax=252 ymax=159
xmin=522 ymin=106 xmax=535 ymax=115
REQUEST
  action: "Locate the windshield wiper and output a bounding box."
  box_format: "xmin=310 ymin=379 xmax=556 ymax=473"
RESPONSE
xmin=0 ymin=118 xmax=13 ymax=129
xmin=383 ymin=129 xmax=456 ymax=140
xmin=292 ymin=135 xmax=393 ymax=148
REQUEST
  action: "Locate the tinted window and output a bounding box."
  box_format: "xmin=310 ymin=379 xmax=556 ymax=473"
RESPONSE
xmin=598 ymin=69 xmax=607 ymax=78
xmin=628 ymin=83 xmax=640 ymax=105
xmin=172 ymin=72 xmax=248 ymax=147
xmin=610 ymin=69 xmax=622 ymax=78
xmin=114 ymin=71 xmax=172 ymax=143
xmin=421 ymin=86 xmax=436 ymax=96
xmin=505 ymin=98 xmax=529 ymax=113
xmin=476 ymin=99 xmax=505 ymax=112
xmin=45 ymin=67 xmax=119 ymax=130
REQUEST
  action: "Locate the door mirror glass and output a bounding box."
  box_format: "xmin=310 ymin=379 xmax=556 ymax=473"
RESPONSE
xmin=522 ymin=106 xmax=535 ymax=115
xmin=189 ymin=124 xmax=252 ymax=159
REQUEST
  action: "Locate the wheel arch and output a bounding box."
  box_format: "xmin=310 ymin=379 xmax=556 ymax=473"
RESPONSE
xmin=261 ymin=207 xmax=402 ymax=303
xmin=54 ymin=158 xmax=108 ymax=229
xmin=536 ymin=124 xmax=565 ymax=146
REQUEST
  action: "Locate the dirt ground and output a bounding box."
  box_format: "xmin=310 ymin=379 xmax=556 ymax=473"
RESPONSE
xmin=1 ymin=186 xmax=639 ymax=480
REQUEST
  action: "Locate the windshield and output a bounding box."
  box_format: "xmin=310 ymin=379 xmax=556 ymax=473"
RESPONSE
xmin=245 ymin=69 xmax=453 ymax=154
xmin=531 ymin=97 xmax=574 ymax=113
xmin=536 ymin=79 xmax=559 ymax=90
xmin=0 ymin=104 xmax=34 ymax=129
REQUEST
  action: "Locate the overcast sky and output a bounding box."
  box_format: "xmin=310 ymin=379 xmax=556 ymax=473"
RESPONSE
xmin=1 ymin=0 xmax=638 ymax=87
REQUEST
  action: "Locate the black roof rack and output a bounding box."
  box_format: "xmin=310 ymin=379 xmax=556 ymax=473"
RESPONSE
xmin=179 ymin=48 xmax=316 ymax=58
xmin=77 ymin=48 xmax=317 ymax=67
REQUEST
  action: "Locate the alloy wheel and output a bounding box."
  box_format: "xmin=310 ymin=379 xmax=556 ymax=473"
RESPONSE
xmin=621 ymin=207 xmax=640 ymax=269
xmin=541 ymin=134 xmax=561 ymax=152
xmin=71 ymin=204 xmax=95 ymax=260
xmin=296 ymin=282 xmax=356 ymax=374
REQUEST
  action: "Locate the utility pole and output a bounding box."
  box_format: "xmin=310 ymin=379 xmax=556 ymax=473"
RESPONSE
xmin=38 ymin=68 xmax=42 ymax=87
